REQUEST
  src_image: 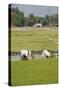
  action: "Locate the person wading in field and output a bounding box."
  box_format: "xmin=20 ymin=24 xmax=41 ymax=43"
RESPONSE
xmin=20 ymin=50 xmax=32 ymax=60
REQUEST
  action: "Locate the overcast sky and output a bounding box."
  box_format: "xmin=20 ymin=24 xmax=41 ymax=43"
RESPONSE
xmin=11 ymin=4 xmax=58 ymax=17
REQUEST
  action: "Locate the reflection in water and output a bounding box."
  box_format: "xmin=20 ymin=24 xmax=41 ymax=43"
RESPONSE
xmin=9 ymin=52 xmax=58 ymax=61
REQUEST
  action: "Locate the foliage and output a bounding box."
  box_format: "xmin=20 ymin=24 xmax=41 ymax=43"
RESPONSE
xmin=11 ymin=7 xmax=25 ymax=27
xmin=10 ymin=7 xmax=58 ymax=27
xmin=27 ymin=14 xmax=36 ymax=26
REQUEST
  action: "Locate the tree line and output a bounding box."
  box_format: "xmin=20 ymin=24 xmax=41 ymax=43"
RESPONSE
xmin=10 ymin=7 xmax=58 ymax=27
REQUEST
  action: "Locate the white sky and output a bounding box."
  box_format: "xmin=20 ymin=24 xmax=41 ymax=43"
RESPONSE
xmin=11 ymin=4 xmax=58 ymax=17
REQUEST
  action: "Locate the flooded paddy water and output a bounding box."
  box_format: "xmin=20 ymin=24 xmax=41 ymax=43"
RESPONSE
xmin=9 ymin=50 xmax=58 ymax=61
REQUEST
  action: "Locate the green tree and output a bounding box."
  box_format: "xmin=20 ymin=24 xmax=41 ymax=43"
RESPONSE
xmin=45 ymin=15 xmax=50 ymax=25
xmin=35 ymin=16 xmax=44 ymax=23
xmin=42 ymin=18 xmax=48 ymax=26
xmin=49 ymin=14 xmax=58 ymax=26
xmin=24 ymin=17 xmax=29 ymax=26
xmin=28 ymin=14 xmax=36 ymax=26
xmin=11 ymin=7 xmax=25 ymax=27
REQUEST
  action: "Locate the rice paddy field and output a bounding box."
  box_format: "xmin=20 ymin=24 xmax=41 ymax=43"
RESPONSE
xmin=11 ymin=27 xmax=58 ymax=52
xmin=9 ymin=27 xmax=58 ymax=86
xmin=11 ymin=57 xmax=58 ymax=86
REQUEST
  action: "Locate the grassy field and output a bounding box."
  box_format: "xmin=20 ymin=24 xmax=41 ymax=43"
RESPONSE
xmin=10 ymin=27 xmax=58 ymax=86
xmin=11 ymin=27 xmax=58 ymax=52
xmin=11 ymin=57 xmax=58 ymax=86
